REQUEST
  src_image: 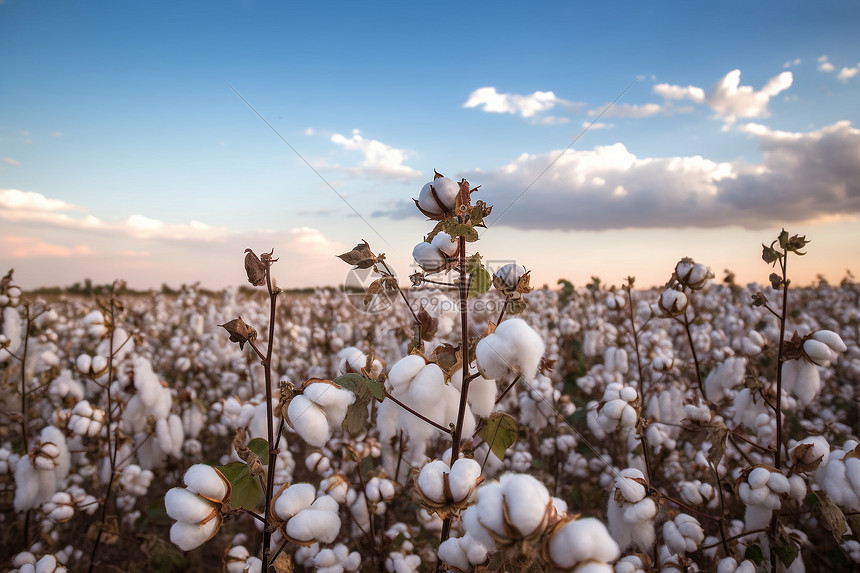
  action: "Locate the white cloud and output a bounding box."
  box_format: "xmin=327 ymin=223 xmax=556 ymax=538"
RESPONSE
xmin=2 ymin=157 xmax=20 ymax=166
xmin=0 ymin=188 xmax=229 ymax=242
xmin=707 ymin=69 xmax=793 ymax=125
xmin=783 ymin=58 xmax=801 ymax=69
xmin=463 ymin=87 xmax=583 ymax=120
xmin=329 ymin=129 xmax=421 ymax=179
xmin=304 ymin=127 xmax=316 ymax=136
xmin=582 ymin=121 xmax=614 ymax=130
xmin=1 ymin=235 xmax=93 ymax=258
xmin=838 ymin=64 xmax=859 ymax=82
xmin=589 ymin=102 xmax=663 ymax=118
xmin=818 ymin=55 xmax=835 ymax=72
xmin=383 ymin=121 xmax=860 ymax=232
xmin=653 ymin=83 xmax=706 ymax=103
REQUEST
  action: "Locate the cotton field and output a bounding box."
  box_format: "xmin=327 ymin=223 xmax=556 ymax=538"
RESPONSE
xmin=1 ymin=222 xmax=859 ymax=572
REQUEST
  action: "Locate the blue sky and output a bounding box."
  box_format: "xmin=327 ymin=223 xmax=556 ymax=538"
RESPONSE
xmin=2 ymin=1 xmax=859 ymax=291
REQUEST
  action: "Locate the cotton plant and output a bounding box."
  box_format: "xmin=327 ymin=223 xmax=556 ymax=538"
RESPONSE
xmin=607 ymin=468 xmax=658 ymax=552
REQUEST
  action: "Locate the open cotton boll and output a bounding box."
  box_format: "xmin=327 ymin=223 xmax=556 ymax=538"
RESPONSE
xmin=498 ymin=473 xmax=552 ymax=538
xmin=412 ymin=242 xmax=447 ymax=272
xmin=387 ymin=355 xmax=427 ymax=393
xmin=164 ymin=488 xmax=217 ymax=524
xmin=183 ymin=464 xmax=228 ymax=501
xmin=476 ymin=319 xmax=545 ymax=381
xmin=430 ymin=232 xmax=459 ymax=257
xmin=803 ymin=339 xmax=836 ymax=365
xmin=451 ymin=370 xmax=496 ymax=418
xmin=302 ymin=382 xmax=356 ymax=428
xmin=274 ymin=483 xmax=316 ymax=520
xmin=170 ymin=518 xmax=220 ymax=551
xmin=448 ymin=458 xmax=482 ymax=502
xmin=616 ymin=469 xmax=647 ymax=503
xmin=704 ymin=357 xmax=746 ymax=402
xmin=417 ymin=460 xmax=448 ymax=503
xmin=287 ymin=395 xmax=331 ymax=448
xmin=547 ymin=517 xmax=620 ymax=569
xmin=494 ymin=263 xmax=526 ymax=291
xmin=793 ymin=360 xmax=821 ymax=407
xmin=286 ymin=508 xmax=341 ymax=543
xmin=812 ymin=330 xmax=848 ymax=353
xmin=418 ymin=176 xmax=459 ymax=213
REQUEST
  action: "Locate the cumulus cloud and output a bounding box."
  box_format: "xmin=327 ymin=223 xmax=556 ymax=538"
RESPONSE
xmin=0 ymin=188 xmax=229 ymax=242
xmin=463 ymin=87 xmax=583 ymax=120
xmin=653 ymin=83 xmax=706 ymax=103
xmin=329 ymin=129 xmax=421 ymax=179
xmin=818 ymin=55 xmax=835 ymax=73
xmin=708 ymin=69 xmax=792 ymax=125
xmin=380 ymin=122 xmax=860 ymax=232
xmin=837 ymin=64 xmax=859 ymax=82
xmin=783 ymin=58 xmax=801 ymax=69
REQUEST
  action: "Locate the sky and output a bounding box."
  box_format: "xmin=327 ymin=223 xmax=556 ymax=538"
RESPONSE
xmin=1 ymin=0 xmax=859 ymax=293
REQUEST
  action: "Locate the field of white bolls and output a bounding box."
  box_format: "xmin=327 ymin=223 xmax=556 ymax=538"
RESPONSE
xmin=0 ymin=218 xmax=857 ymax=573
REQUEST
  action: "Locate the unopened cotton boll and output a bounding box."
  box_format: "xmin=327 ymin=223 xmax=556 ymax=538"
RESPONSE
xmin=494 ymin=263 xmax=526 ymax=291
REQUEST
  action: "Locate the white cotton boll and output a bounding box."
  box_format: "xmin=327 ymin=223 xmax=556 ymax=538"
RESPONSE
xmin=748 ymin=467 xmax=771 ymax=489
xmin=623 ymin=497 xmax=657 ymax=524
xmin=418 ymin=176 xmax=459 ymax=213
xmin=286 ymin=509 xmax=340 ymax=543
xmin=156 ymin=418 xmax=173 ymax=456
xmin=170 ymin=518 xmax=220 ymax=551
xmin=288 ymin=395 xmax=331 ymax=448
xmin=91 ymin=353 xmax=108 ymax=374
xmin=75 ymin=354 xmax=92 ymax=374
xmin=430 ymin=232 xmax=459 ymax=257
xmin=164 ymin=488 xmax=217 ymax=524
xmin=744 ymin=503 xmax=771 ymax=529
xmin=310 ymin=494 xmax=339 ymax=513
xmin=183 ymin=464 xmax=227 ymax=500
xmin=495 ymin=263 xmax=526 ymax=291
xmin=448 ymin=458 xmax=481 ymax=502
xmin=767 ymin=472 xmax=791 ymax=494
xmin=412 ymin=242 xmax=447 ymax=272
xmin=616 ymin=470 xmax=647 ymax=503
xmin=274 ymin=483 xmax=316 ymax=520
xmin=660 ymin=289 xmax=687 ymax=314
xmin=303 ymin=382 xmax=356 ymax=427
xmin=548 ymin=517 xmax=620 ymax=568
xmin=845 ymin=457 xmax=860 ymax=495
xmin=583 ymin=329 xmax=601 ymax=358
xmin=500 ymin=473 xmax=551 ymax=538
xmin=803 ymin=339 xmax=836 ymax=365
xmin=812 ymin=330 xmax=847 ymax=353
xmin=417 ymin=460 xmax=448 ymax=503
xmin=475 ymin=332 xmax=516 ymax=381
xmin=619 ymin=386 xmax=638 ymax=403
xmin=788 ymin=475 xmax=807 ymax=500
xmin=462 ymin=504 xmax=497 ymax=550
xmin=704 ymin=356 xmax=746 ymax=402
xmin=437 ymin=536 xmax=472 ymax=571
xmin=793 ymin=360 xmax=821 ymax=406
xmin=738 ymin=483 xmax=769 ymax=506
xmin=497 ymin=319 xmax=545 ymax=380
xmin=387 ymin=355 xmax=426 ymax=392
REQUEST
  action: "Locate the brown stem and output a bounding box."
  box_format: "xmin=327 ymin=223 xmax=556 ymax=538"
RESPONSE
xmin=682 ymin=313 xmax=706 ymax=399
xmin=262 ymin=259 xmax=280 ymax=571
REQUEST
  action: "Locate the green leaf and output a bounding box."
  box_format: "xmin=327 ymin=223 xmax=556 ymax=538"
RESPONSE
xmin=772 ymin=524 xmax=800 ymax=568
xmin=334 ymin=373 xmax=378 ymax=436
xmin=478 ymin=412 xmax=518 ymax=461
xmin=247 ymin=437 xmax=269 ymax=466
xmin=365 ymin=378 xmax=385 ymax=402
xmin=744 ymin=543 xmax=764 ymax=565
xmin=443 ymin=221 xmax=479 ymax=242
xmin=468 ymin=267 xmax=491 ymax=298
xmin=215 ymin=461 xmax=263 ymax=510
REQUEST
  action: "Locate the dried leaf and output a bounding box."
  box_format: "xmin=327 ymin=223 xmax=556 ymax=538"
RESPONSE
xmin=811 ymin=490 xmax=848 ymax=542
xmin=707 ymin=426 xmax=729 ymax=466
xmin=337 ymin=241 xmax=376 ymax=269
xmin=430 ymin=343 xmax=462 ymax=382
xmin=220 ymin=317 xmax=257 ymax=350
xmin=244 ymin=249 xmax=267 ymax=286
xmin=271 ymin=553 xmax=294 ymax=573
xmin=417 ymin=307 xmax=439 ymax=341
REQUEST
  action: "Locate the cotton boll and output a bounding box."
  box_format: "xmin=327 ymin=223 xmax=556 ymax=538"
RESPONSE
xmin=412 ymin=242 xmax=447 ymax=273
xmin=303 ymin=382 xmax=356 ymax=427
xmin=437 ymin=536 xmax=472 ymax=571
xmin=387 ymin=355 xmax=426 ymax=393
xmin=748 ymin=467 xmax=771 ymax=489
xmin=803 ymin=339 xmax=836 ymax=365
xmin=430 ymin=232 xmax=459 ymax=257
xmin=448 ymin=458 xmax=482 ymax=502
xmin=622 ymin=497 xmax=657 ymax=524
xmin=494 ymin=263 xmax=526 ymax=291
xmin=792 ymin=360 xmax=821 ymax=407
xmin=164 ymin=488 xmax=218 ymax=524
xmin=286 ymin=509 xmax=341 ymax=543
xmin=183 ymin=464 xmax=228 ymax=501
xmin=498 ymin=473 xmax=551 ymax=538
xmin=451 ymin=370 xmax=496 ymax=418
xmin=811 ymin=330 xmax=847 ymax=353
xmin=475 ymin=332 xmax=517 ymax=381
xmin=547 ymin=517 xmax=620 ymax=568
xmin=170 ymin=517 xmax=220 ymax=551
xmin=417 ymin=460 xmax=448 ymax=503
xmin=417 ymin=176 xmax=459 ymax=213
xmin=616 ymin=469 xmax=647 ymax=503
xmin=287 ymin=395 xmax=331 ymax=448
xmin=274 ymin=483 xmax=316 ymax=520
